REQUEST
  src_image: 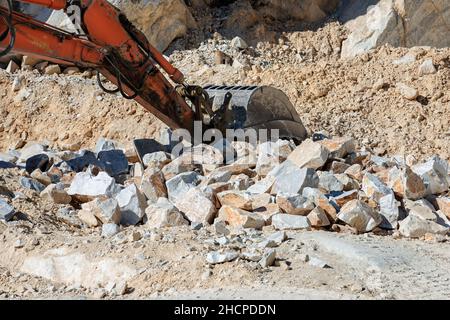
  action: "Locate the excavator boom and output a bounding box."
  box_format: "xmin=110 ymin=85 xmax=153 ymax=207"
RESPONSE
xmin=0 ymin=0 xmax=307 ymax=142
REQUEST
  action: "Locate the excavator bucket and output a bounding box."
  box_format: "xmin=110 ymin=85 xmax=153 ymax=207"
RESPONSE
xmin=204 ymin=85 xmax=307 ymax=142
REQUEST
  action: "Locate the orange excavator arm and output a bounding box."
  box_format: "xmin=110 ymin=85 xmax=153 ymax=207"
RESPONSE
xmin=0 ymin=0 xmax=197 ymax=132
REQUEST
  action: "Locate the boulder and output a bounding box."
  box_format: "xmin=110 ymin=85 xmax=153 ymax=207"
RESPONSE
xmin=0 ymin=199 xmax=15 ymax=222
xmin=319 ymin=137 xmax=356 ymax=159
xmin=161 ymin=153 xmax=202 ymax=180
xmin=307 ymin=207 xmax=331 ymax=227
xmin=97 ymin=150 xmax=129 ymax=177
xmin=362 ymin=173 xmax=394 ymax=203
xmin=31 ymin=169 xmax=52 ymax=186
xmin=399 ymin=215 xmax=448 ymax=238
xmin=81 ymin=198 xmax=121 ymax=225
xmin=409 ymin=204 xmax=437 ymax=222
xmin=206 ymin=251 xmax=239 ymax=265
xmin=176 ymin=188 xmax=217 ymax=224
xmin=287 ymin=139 xmax=329 ymax=170
xmin=268 ymin=161 xmax=319 ymax=195
xmin=145 ymin=198 xmax=189 ymax=228
xmin=140 ymin=168 xmax=167 ymax=203
xmin=379 ymin=193 xmax=400 ymax=229
xmin=20 ymin=177 xmax=46 ymax=193
xmin=68 ymin=172 xmax=121 ymax=202
xmin=337 ymin=200 xmax=382 ymax=233
xmin=341 ymin=0 xmax=450 ymax=58
xmin=318 ymin=171 xmax=344 ymax=192
xmin=101 ymin=223 xmax=121 ymax=238
xmin=388 ymin=166 xmax=426 ymax=200
xmin=218 ymin=205 xmax=265 ymax=229
xmin=25 ymin=154 xmax=50 ymax=174
xmin=142 ymin=151 xmax=171 ymax=169
xmin=271 ymin=214 xmax=311 ymax=230
xmin=104 ymin=0 xmax=197 ymax=51
xmin=40 ymin=184 xmax=72 ymax=204
xmin=256 ymin=140 xmax=292 ymax=176
xmin=436 ymin=197 xmax=450 ymax=219
xmin=217 ymin=190 xmax=253 ymax=210
xmin=276 ymin=193 xmax=315 ymax=215
xmin=166 ymin=171 xmax=201 ymax=203
xmin=116 ymin=184 xmax=147 ymax=226
xmin=413 ymin=156 xmax=449 ymax=195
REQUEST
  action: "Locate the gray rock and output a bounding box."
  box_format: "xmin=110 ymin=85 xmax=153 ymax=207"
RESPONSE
xmin=56 ymin=207 xmax=82 ymax=228
xmin=287 ymin=139 xmax=329 ymax=170
xmin=206 ymin=251 xmax=239 ymax=265
xmin=214 ymin=220 xmax=230 ymax=236
xmin=81 ymin=198 xmax=121 ymax=225
xmin=337 ymin=200 xmax=382 ymax=233
xmin=18 ymin=143 xmax=46 ymax=161
xmin=97 ymin=150 xmax=129 ymax=177
xmin=308 ymin=257 xmax=331 ymax=268
xmin=362 ymin=173 xmax=394 ymax=203
xmin=318 ymin=171 xmax=345 ymax=192
xmin=276 ymin=193 xmax=315 ymax=215
xmin=413 ymin=156 xmax=449 ymax=195
xmin=166 ymin=171 xmax=201 ymax=203
xmin=241 ymin=250 xmax=262 ymax=262
xmin=259 ymin=249 xmax=277 ymax=268
xmin=20 ymin=177 xmax=46 ymax=192
xmin=68 ymin=172 xmax=121 ymax=202
xmin=272 ymin=214 xmax=311 ymax=230
xmin=101 ymin=223 xmax=120 ymax=238
xmin=116 ymin=184 xmax=147 ymax=226
xmin=399 ymin=215 xmax=448 ymax=238
xmin=95 ymin=138 xmax=117 ymax=154
xmin=145 ymin=198 xmax=189 ymax=228
xmin=266 ymin=231 xmax=287 ymax=246
xmin=142 ymin=151 xmax=171 ymax=169
xmin=176 ymin=188 xmax=217 ymax=224
xmin=0 ymin=152 xmax=17 ymax=163
xmin=379 ymin=193 xmax=400 ymax=229
xmin=0 ymin=199 xmax=15 ymax=222
xmin=409 ymin=204 xmax=437 ymax=222
xmin=140 ymin=167 xmax=167 ymax=203
xmin=231 ymin=36 xmax=248 ymax=49
xmin=269 ymin=160 xmax=319 ymax=195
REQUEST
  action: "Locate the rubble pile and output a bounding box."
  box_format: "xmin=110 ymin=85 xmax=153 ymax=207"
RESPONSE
xmin=0 ymin=133 xmax=449 ymax=271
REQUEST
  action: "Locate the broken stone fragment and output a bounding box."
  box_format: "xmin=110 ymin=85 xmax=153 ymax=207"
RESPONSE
xmin=101 ymin=223 xmax=120 ymax=238
xmin=68 ymin=172 xmax=121 ymax=202
xmin=97 ymin=150 xmax=129 ymax=177
xmin=331 ymin=161 xmax=351 ymax=174
xmin=332 ymin=190 xmax=358 ymax=207
xmin=247 ymin=176 xmax=275 ymax=195
xmin=18 ymin=143 xmax=46 ymax=162
xmin=253 ymin=203 xmax=280 ymax=223
xmin=271 ymin=214 xmax=311 ymax=230
xmin=408 ymin=204 xmax=437 ymax=222
xmin=145 ymin=198 xmax=189 ymax=228
xmin=399 ymin=215 xmax=448 ymax=238
xmin=319 ymin=137 xmax=356 ymax=159
xmin=206 ymin=251 xmax=239 ymax=265
xmin=116 ymin=184 xmax=147 ymax=226
xmin=161 ymin=153 xmax=202 ymax=180
xmin=77 ymin=209 xmax=100 ymax=228
xmin=44 ymin=64 xmax=61 ymax=75
xmin=345 ymin=164 xmax=363 ymax=181
xmin=302 ymin=187 xmax=338 ymax=222
xmin=362 ymin=173 xmax=394 ymax=203
xmin=26 ymin=154 xmax=50 ymax=174
xmin=379 ymin=193 xmax=400 ymax=230
xmin=256 ymin=140 xmax=292 ymax=177
xmin=176 ymin=188 xmax=217 ymax=224
xmin=95 ymin=137 xmax=117 ymax=154
xmin=396 ymin=82 xmax=419 ymax=100
xmin=287 ymin=139 xmax=329 ymax=170
xmin=250 ymin=193 xmax=272 ymax=210
xmin=40 ymin=184 xmax=72 ymax=205
xmin=165 ymin=171 xmax=201 ymax=203
xmin=81 ymin=198 xmax=121 ymax=225
xmin=0 ymin=199 xmax=15 ymax=222
xmin=307 ymin=207 xmax=331 ymax=227
xmin=20 ymin=177 xmax=46 ymax=193
xmin=436 ymin=197 xmax=450 ymax=219
xmin=142 ymin=151 xmax=171 ymax=169
xmin=337 ymin=200 xmax=382 ymax=233
xmin=231 ymin=36 xmax=248 ymax=49
xmin=260 ymin=249 xmax=277 ymax=268
xmin=268 ymin=161 xmax=319 ymax=195
xmin=229 ymin=173 xmax=253 ymax=191
xmin=318 ymin=171 xmax=344 ymax=192
xmin=218 ymin=205 xmax=265 ymax=229
xmin=276 ymin=193 xmax=315 ymax=216
xmin=388 ymin=166 xmax=426 ymax=200
xmin=140 ymin=167 xmax=167 ymax=203
xmin=231 ymin=141 xmax=257 ymax=167
xmin=217 ymin=190 xmax=253 ymax=211
xmin=56 ymin=207 xmax=82 ymax=228
xmin=31 ymin=169 xmax=52 ymax=186
xmin=412 ymin=156 xmax=449 ymax=195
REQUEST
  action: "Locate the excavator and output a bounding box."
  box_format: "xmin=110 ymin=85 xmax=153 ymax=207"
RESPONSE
xmin=0 ymin=0 xmax=307 ymax=149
